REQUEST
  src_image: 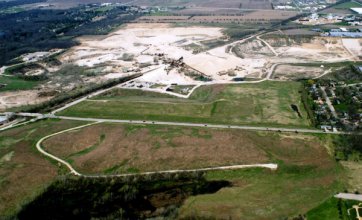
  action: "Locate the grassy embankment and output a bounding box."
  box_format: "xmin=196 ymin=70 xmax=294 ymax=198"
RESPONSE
xmin=59 ymin=81 xmax=310 ymax=128
xmin=0 ymin=119 xmax=87 ymax=218
xmin=0 ymin=76 xmax=40 ymax=92
xmin=333 ymin=1 xmax=362 ymax=9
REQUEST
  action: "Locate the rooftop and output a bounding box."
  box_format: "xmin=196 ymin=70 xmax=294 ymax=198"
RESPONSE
xmin=351 ymin=8 xmax=362 ymax=14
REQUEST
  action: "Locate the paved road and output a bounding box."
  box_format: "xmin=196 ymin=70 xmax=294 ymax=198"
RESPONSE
xmin=320 ymin=86 xmax=338 ymax=119
xmin=4 ymin=112 xmax=358 ymax=135
xmin=0 ymin=118 xmax=27 ymax=132
xmin=51 ymin=71 xmax=146 ymax=115
xmin=35 ymin=122 xmax=278 ymax=177
xmin=335 ymin=193 xmax=362 ymax=201
xmin=56 ymin=115 xmax=346 ymax=134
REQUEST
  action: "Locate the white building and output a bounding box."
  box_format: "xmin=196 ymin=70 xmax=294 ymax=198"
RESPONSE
xmin=351 ymin=8 xmax=362 ymax=14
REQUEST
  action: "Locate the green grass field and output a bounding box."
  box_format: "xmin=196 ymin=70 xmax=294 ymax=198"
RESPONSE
xmin=0 ymin=119 xmax=348 ymax=219
xmin=0 ymin=119 xmax=87 ymax=217
xmin=59 ymin=81 xmax=310 ymax=127
xmin=307 ymin=197 xmax=360 ymax=220
xmin=179 ymin=164 xmax=344 ymax=219
xmin=0 ymin=6 xmax=25 ymax=15
xmin=42 ymin=122 xmax=327 ymax=175
xmin=0 ymin=76 xmax=39 ymax=92
xmin=333 ymin=1 xmax=362 ymax=9
xmin=39 ymin=121 xmax=344 ymax=219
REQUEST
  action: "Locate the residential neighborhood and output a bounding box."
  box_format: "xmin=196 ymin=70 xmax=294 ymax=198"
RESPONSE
xmin=306 ymin=75 xmax=362 ymax=131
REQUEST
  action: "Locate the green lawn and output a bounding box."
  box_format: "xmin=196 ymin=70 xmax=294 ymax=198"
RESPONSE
xmin=59 ymin=81 xmax=310 ymax=128
xmin=0 ymin=76 xmax=39 ymax=92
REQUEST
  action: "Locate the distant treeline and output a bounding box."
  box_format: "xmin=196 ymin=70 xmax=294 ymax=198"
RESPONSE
xmin=0 ymin=0 xmax=46 ymax=10
xmin=0 ymin=5 xmax=140 ymax=65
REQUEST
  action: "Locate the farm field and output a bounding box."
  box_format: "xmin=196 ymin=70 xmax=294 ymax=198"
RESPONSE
xmin=39 ymin=121 xmax=344 ymax=218
xmin=0 ymin=119 xmax=348 ymax=219
xmin=43 ymin=0 xmax=273 ymax=9
xmin=43 ymin=122 xmax=325 ymax=175
xmin=0 ymin=119 xmax=88 ymax=217
xmin=59 ymin=81 xmax=310 ymax=127
xmin=136 ymin=11 xmax=298 ymax=23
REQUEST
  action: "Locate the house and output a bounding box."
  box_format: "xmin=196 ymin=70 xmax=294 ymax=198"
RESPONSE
xmin=321 ymin=125 xmax=332 ymax=130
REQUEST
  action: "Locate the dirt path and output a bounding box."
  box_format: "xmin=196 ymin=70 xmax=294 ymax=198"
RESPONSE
xmin=257 ymin=35 xmax=279 ymax=57
xmin=36 ymin=122 xmax=101 ymax=176
xmin=313 ymin=68 xmax=332 ymax=79
xmin=335 ymin=193 xmax=362 ymax=202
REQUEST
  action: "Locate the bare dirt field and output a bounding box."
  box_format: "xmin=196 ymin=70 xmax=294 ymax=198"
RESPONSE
xmin=43 ymin=123 xmax=324 ymax=175
xmin=60 ymin=24 xmax=354 ymax=87
xmin=273 ymin=64 xmax=327 ymax=80
xmin=231 ymin=39 xmax=275 ymax=59
xmin=342 ymin=38 xmax=362 ymax=59
xmin=61 ymin=23 xmax=224 ymax=66
xmin=60 ymin=23 xmax=226 ymax=84
xmin=0 ymin=90 xmax=53 ymax=111
xmin=261 ymin=35 xmax=353 ymax=63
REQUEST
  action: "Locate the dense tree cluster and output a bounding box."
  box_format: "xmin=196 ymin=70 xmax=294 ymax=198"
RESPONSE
xmin=0 ymin=5 xmax=139 ymax=65
xmin=16 ymin=172 xmax=229 ymax=219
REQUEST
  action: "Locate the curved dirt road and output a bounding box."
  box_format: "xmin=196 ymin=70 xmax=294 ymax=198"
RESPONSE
xmin=36 ymin=122 xmax=101 ymax=176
